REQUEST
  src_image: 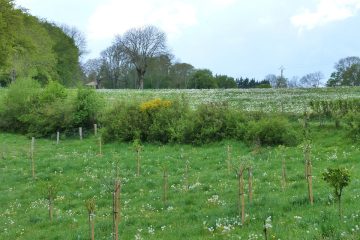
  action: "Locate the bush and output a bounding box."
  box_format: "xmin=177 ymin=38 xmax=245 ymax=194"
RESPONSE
xmin=72 ymin=87 xmax=103 ymax=129
xmin=246 ymin=116 xmax=299 ymax=146
xmin=183 ymin=103 xmax=248 ymax=144
xmin=344 ymin=112 xmax=360 ymax=141
xmin=0 ymin=78 xmax=41 ymax=133
xmin=21 ymin=81 xmax=73 ymax=136
xmin=102 ymin=98 xmax=189 ymax=143
xmin=0 ymin=81 xmax=102 ymax=137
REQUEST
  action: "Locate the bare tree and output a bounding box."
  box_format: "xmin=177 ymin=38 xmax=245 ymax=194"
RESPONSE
xmin=300 ymin=71 xmax=324 ymax=88
xmin=60 ymin=24 xmax=88 ymax=59
xmin=264 ymin=74 xmax=277 ymax=88
xmin=288 ymin=76 xmax=300 ymax=88
xmin=117 ymin=26 xmax=168 ymax=89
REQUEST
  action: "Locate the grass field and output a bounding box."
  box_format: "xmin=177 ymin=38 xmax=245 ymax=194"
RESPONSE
xmin=1 ymin=122 xmax=359 ymax=239
xmin=96 ymin=87 xmax=360 ymax=113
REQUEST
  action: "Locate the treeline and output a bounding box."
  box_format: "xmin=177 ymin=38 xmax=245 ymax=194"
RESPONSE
xmin=84 ymin=54 xmax=269 ymax=89
xmin=83 ymin=26 xmax=269 ymax=89
xmin=0 ymin=0 xmax=82 ymax=87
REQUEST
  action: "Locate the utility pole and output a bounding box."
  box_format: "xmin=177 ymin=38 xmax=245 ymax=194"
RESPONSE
xmin=279 ymin=66 xmax=285 ymax=78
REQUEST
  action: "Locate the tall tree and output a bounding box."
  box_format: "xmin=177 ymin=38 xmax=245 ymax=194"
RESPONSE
xmin=169 ymin=63 xmax=194 ymax=88
xmin=327 ymin=56 xmax=360 ymax=86
xmin=117 ymin=26 xmax=168 ymax=89
xmin=188 ymin=69 xmax=216 ymax=89
xmin=60 ymin=24 xmax=88 ymax=60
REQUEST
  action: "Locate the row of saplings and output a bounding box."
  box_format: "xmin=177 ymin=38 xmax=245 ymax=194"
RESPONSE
xmin=27 ymin=127 xmax=351 ymax=240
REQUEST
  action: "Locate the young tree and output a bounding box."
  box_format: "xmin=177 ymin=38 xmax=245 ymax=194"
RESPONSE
xmin=117 ymin=26 xmax=168 ymax=89
xmin=322 ymin=167 xmax=351 ymax=217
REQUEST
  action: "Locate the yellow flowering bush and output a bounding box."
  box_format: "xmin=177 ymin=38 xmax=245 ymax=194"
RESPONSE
xmin=140 ymin=98 xmax=172 ymax=112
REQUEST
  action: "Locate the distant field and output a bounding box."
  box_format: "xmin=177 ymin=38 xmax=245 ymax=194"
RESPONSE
xmin=97 ymin=87 xmax=360 ymax=113
xmin=1 ymin=87 xmax=360 ymax=113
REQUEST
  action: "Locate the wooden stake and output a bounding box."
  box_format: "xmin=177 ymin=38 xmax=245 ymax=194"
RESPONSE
xmin=163 ymin=167 xmax=168 ymax=207
xmin=79 ymin=127 xmax=83 ymax=141
xmin=90 ymin=214 xmax=95 ymax=240
xmin=113 ymin=179 xmax=121 ymax=240
xmin=56 ymin=131 xmax=60 ymax=145
xmin=94 ymin=124 xmax=97 ymax=136
xmin=49 ymin=196 xmax=53 ymax=222
xmin=137 ymin=149 xmax=141 ymax=177
xmin=99 ymin=136 xmax=102 ymax=156
xmin=227 ymin=145 xmax=232 ymax=174
xmin=281 ymin=158 xmax=287 ymax=190
xmin=248 ymin=167 xmax=253 ymax=203
xmin=31 ymin=137 xmax=35 ymax=179
xmin=307 ymin=159 xmax=314 ymax=205
xmin=238 ymin=165 xmax=245 ymax=224
xmin=86 ymin=198 xmax=96 ymax=240
xmin=185 ymin=160 xmax=189 ymax=191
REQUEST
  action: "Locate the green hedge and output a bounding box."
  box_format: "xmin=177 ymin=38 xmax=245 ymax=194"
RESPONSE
xmin=0 ymin=79 xmax=101 ymax=137
xmin=0 ymin=81 xmax=300 ymax=146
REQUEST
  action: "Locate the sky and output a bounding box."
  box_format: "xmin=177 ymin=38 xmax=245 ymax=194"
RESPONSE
xmin=15 ymin=0 xmax=360 ymax=81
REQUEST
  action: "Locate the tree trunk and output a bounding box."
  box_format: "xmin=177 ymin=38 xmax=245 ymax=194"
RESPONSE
xmin=136 ymin=68 xmax=145 ymax=89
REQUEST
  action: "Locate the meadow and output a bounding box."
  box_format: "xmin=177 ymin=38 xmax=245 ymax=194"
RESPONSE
xmin=97 ymin=87 xmax=360 ymax=113
xmin=0 ymin=86 xmax=360 ymax=239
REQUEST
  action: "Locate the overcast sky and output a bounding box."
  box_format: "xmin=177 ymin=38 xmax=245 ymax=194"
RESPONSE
xmin=15 ymin=0 xmax=360 ymax=80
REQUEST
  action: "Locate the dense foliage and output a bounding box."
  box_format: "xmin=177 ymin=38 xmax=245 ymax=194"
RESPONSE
xmin=0 ymin=0 xmax=82 ymax=87
xmin=101 ymin=98 xmax=298 ymax=146
xmin=0 ymin=79 xmax=101 ymax=136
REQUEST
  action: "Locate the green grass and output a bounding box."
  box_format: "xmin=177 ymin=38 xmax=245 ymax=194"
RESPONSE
xmin=1 ymin=87 xmax=360 ymax=114
xmin=95 ymin=87 xmax=360 ymax=113
xmin=0 ymin=122 xmax=359 ymax=239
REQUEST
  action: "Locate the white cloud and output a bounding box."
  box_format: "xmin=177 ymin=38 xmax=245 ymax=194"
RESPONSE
xmin=291 ymin=0 xmax=360 ymax=31
xmin=87 ymin=0 xmax=198 ymax=41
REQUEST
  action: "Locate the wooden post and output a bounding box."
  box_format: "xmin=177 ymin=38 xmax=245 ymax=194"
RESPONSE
xmin=303 ymin=141 xmax=314 ymax=205
xmin=31 ymin=137 xmax=35 ymax=179
xmin=94 ymin=124 xmax=97 ymax=136
xmin=282 ymin=158 xmax=287 ymax=190
xmin=163 ymin=167 xmax=168 ymax=207
xmin=56 ymin=131 xmax=60 ymax=145
xmin=49 ymin=196 xmax=53 ymax=222
xmin=99 ymin=136 xmax=102 ymax=156
xmin=238 ymin=166 xmax=245 ymax=224
xmin=90 ymin=213 xmax=95 ymax=240
xmin=113 ymin=179 xmax=121 ymax=240
xmin=248 ymin=167 xmax=253 ymax=203
xmin=86 ymin=198 xmax=96 ymax=240
xmin=137 ymin=149 xmax=140 ymax=177
xmin=185 ymin=160 xmax=189 ymax=191
xmin=227 ymin=145 xmax=232 ymax=174
xmin=79 ymin=127 xmax=83 ymax=140
xmin=307 ymin=159 xmax=314 ymax=205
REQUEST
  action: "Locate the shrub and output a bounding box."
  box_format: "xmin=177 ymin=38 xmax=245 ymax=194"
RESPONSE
xmin=21 ymin=81 xmax=73 ymax=136
xmin=102 ymin=98 xmax=189 ymax=143
xmin=143 ymin=98 xmax=189 ymax=143
xmin=101 ymin=101 xmax=148 ymax=142
xmin=0 ymin=78 xmax=41 ymax=133
xmin=344 ymin=111 xmax=360 ymax=141
xmin=72 ymin=87 xmax=103 ymax=129
xmin=183 ymin=103 xmax=248 ymax=144
xmin=246 ymin=116 xmax=299 ymax=146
